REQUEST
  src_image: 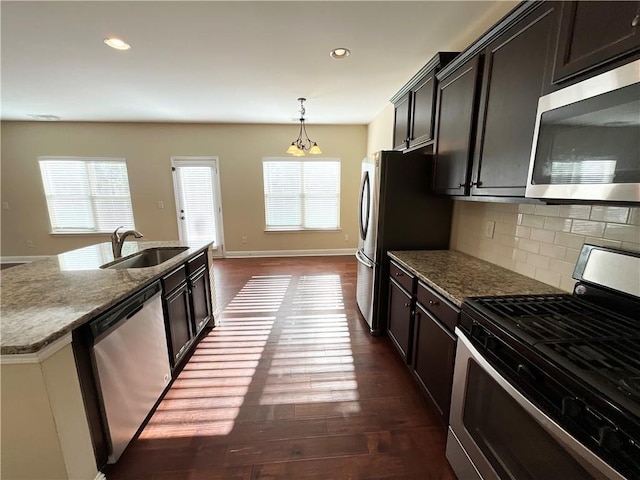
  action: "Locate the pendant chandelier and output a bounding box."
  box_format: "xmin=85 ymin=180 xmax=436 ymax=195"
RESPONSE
xmin=286 ymin=97 xmax=322 ymax=156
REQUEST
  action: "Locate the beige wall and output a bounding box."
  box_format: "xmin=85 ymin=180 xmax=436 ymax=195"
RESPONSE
xmin=0 ymin=121 xmax=366 ymax=256
xmin=450 ymin=201 xmax=640 ymax=292
xmin=366 ymin=104 xmax=394 ymax=155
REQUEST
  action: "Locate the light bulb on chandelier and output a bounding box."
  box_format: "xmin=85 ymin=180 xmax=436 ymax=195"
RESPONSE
xmin=286 ymin=98 xmax=322 ymax=156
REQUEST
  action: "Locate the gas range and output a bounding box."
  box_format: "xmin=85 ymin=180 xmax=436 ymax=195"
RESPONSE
xmin=447 ymin=244 xmax=640 ymax=480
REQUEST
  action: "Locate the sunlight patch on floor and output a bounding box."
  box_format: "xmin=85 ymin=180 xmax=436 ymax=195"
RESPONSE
xmin=260 ymin=274 xmax=360 ymax=410
xmin=139 ymin=275 xmax=290 ymax=439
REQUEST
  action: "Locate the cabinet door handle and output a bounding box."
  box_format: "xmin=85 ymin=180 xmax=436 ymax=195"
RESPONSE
xmin=632 ymin=14 xmax=639 ymax=27
xmin=395 ymin=272 xmax=404 ymax=277
xmin=471 ymin=181 xmax=481 ymax=187
xmin=428 ymin=300 xmax=440 ymax=307
xmin=458 ymin=183 xmax=466 ymax=188
xmin=404 ymin=302 xmax=411 ymax=308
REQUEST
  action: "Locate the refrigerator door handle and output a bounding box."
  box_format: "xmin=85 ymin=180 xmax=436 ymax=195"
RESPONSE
xmin=355 ymin=249 xmax=374 ymax=269
xmin=358 ymin=171 xmax=371 ymax=241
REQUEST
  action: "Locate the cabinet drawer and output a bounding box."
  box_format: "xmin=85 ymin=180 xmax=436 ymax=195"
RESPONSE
xmin=389 ymin=261 xmax=415 ymax=293
xmin=162 ymin=265 xmax=187 ymax=294
xmin=416 ymin=281 xmax=459 ymax=332
xmin=187 ymin=252 xmax=207 ymax=275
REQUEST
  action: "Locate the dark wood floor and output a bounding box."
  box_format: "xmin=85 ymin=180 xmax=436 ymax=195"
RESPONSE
xmin=105 ymin=256 xmax=456 ymax=479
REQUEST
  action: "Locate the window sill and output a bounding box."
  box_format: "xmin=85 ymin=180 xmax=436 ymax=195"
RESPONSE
xmin=264 ymin=228 xmax=342 ymax=233
xmin=49 ymin=232 xmax=113 ymax=236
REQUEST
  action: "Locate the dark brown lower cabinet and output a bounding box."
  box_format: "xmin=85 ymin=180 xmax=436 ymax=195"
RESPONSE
xmin=162 ymin=250 xmax=214 ymax=372
xmin=412 ymin=302 xmax=457 ymax=423
xmin=386 ymin=265 xmax=460 ymax=427
xmin=164 ymin=278 xmax=194 ymax=367
xmin=387 ymin=279 xmax=414 ymax=364
xmin=189 ymin=266 xmax=213 ymax=335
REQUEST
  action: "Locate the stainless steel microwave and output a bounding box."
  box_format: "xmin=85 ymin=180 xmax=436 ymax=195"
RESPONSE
xmin=526 ymin=59 xmax=640 ymax=203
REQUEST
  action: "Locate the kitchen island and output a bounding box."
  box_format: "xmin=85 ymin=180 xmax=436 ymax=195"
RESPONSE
xmin=0 ymin=241 xmax=216 ymax=480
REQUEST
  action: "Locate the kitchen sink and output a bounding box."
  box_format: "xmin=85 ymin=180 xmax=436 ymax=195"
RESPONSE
xmin=102 ymin=247 xmax=189 ymax=269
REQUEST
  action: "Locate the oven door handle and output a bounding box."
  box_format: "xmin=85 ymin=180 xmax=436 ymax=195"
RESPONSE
xmin=450 ymin=328 xmax=626 ymax=480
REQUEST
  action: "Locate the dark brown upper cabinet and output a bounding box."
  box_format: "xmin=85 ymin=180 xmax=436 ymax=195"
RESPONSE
xmin=391 ymin=53 xmax=458 ymax=152
xmin=433 ymin=55 xmax=482 ymax=196
xmin=553 ymin=1 xmax=640 ymax=84
xmin=470 ymin=3 xmax=559 ymax=197
xmin=432 ymin=2 xmax=560 ymax=198
xmin=408 ymin=73 xmax=436 ymax=148
xmin=393 ymin=93 xmax=411 ymax=150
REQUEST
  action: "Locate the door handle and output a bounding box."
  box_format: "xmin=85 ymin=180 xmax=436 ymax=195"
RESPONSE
xmin=359 ymin=171 xmax=370 ymax=241
xmin=355 ymin=250 xmax=374 ymax=268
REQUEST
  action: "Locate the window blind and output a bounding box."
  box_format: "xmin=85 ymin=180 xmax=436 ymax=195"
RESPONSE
xmin=550 ymin=157 xmax=617 ymax=184
xmin=263 ymin=158 xmax=340 ymax=231
xmin=176 ymin=165 xmax=217 ymax=242
xmin=39 ymin=157 xmax=135 ymax=233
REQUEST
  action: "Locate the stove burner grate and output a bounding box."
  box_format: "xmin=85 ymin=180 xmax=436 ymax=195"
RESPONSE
xmin=474 ymin=294 xmax=638 ymax=342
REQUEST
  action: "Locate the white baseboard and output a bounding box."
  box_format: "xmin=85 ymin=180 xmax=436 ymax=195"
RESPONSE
xmin=224 ymin=248 xmax=356 ymax=258
xmin=0 ymin=255 xmax=52 ymax=263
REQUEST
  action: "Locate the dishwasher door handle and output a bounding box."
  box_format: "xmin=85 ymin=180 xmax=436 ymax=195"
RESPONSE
xmin=126 ymin=304 xmax=144 ymax=320
xmin=91 ymin=282 xmax=161 ymax=338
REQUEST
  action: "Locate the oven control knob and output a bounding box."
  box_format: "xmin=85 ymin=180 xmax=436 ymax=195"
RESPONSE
xmin=574 ymin=284 xmax=587 ymax=296
xmin=598 ymin=426 xmax=623 ymax=451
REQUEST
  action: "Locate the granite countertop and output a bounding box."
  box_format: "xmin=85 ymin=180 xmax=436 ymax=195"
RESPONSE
xmin=388 ymin=250 xmax=562 ymax=308
xmin=1 ymin=240 xmax=212 ymax=355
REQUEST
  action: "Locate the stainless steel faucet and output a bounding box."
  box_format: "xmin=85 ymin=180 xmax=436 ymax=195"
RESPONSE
xmin=111 ymin=226 xmax=144 ymax=258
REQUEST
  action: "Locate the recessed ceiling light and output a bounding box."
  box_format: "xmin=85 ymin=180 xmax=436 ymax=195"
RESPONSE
xmin=104 ymin=37 xmax=131 ymax=50
xmin=330 ymin=48 xmax=350 ymax=59
xmin=28 ymin=114 xmax=60 ymax=121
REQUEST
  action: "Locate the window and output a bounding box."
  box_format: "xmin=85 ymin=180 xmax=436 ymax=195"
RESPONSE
xmin=39 ymin=157 xmax=135 ymax=233
xmin=263 ymin=158 xmax=340 ymax=231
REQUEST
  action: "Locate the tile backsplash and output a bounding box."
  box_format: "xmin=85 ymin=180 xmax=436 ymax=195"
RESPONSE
xmin=450 ymin=201 xmax=640 ymax=292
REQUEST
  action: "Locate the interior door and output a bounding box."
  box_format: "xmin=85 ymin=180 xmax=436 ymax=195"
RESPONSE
xmin=171 ymin=158 xmax=224 ymax=254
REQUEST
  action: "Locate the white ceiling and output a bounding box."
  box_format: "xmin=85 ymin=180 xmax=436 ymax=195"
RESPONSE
xmin=1 ymin=1 xmax=516 ymax=125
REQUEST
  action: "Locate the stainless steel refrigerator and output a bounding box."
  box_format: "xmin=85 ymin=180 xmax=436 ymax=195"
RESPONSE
xmin=355 ymin=150 xmax=452 ymax=334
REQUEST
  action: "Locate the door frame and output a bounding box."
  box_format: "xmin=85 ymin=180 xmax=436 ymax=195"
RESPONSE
xmin=170 ymin=156 xmax=225 ymax=257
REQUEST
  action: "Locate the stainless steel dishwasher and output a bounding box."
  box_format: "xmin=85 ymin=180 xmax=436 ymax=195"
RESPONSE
xmin=90 ymin=281 xmax=171 ymax=463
